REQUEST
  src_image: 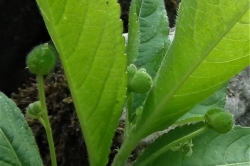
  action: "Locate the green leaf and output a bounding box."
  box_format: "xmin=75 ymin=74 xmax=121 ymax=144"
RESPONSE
xmin=134 ymin=0 xmax=170 ymax=77
xmin=139 ymin=125 xmax=250 ymax=166
xmin=126 ymin=0 xmax=140 ymax=65
xmin=130 ymin=0 xmax=171 ymax=121
xmin=133 ymin=0 xmax=250 ymax=139
xmin=134 ymin=123 xmax=205 ymax=166
xmin=35 ymin=1 xmax=127 ymax=165
xmin=176 ymin=82 xmax=228 ymax=125
xmin=0 ymin=92 xmax=43 ymax=166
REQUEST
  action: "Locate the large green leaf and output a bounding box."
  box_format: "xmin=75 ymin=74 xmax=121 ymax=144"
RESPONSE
xmin=133 ymin=0 xmax=250 ymax=139
xmin=0 ymin=92 xmax=43 ymax=166
xmin=135 ymin=125 xmax=250 ymax=166
xmin=35 ymin=0 xmax=127 ymax=165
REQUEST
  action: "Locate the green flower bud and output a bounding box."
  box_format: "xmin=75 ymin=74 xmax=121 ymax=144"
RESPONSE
xmin=135 ymin=106 xmax=143 ymax=116
xmin=26 ymin=43 xmax=57 ymax=76
xmin=170 ymin=139 xmax=193 ymax=157
xmin=26 ymin=101 xmax=42 ymax=119
xmin=130 ymin=106 xmax=144 ymax=126
xmin=205 ymin=108 xmax=234 ymax=134
xmin=181 ymin=140 xmax=193 ymax=156
xmin=129 ymin=68 xmax=152 ymax=94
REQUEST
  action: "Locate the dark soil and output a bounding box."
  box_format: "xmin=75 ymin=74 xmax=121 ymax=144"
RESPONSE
xmin=7 ymin=0 xmax=181 ymax=165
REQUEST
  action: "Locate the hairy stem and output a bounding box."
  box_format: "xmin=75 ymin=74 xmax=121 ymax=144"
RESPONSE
xmin=124 ymin=92 xmax=133 ymax=140
xmin=112 ymin=136 xmax=138 ymax=166
xmin=37 ymin=76 xmax=57 ymax=166
xmin=37 ymin=116 xmax=46 ymax=128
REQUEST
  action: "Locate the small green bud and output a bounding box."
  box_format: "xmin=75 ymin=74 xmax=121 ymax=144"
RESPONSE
xmin=170 ymin=139 xmax=193 ymax=157
xmin=26 ymin=101 xmax=42 ymax=119
xmin=26 ymin=43 xmax=57 ymax=76
xmin=131 ymin=106 xmax=143 ymax=126
xmin=181 ymin=140 xmax=193 ymax=156
xmin=135 ymin=106 xmax=143 ymax=116
xmin=129 ymin=68 xmax=152 ymax=94
xmin=205 ymin=108 xmax=234 ymax=134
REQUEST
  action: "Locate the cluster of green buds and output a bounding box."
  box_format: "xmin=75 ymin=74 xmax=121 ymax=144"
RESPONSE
xmin=127 ymin=64 xmax=152 ymax=94
xmin=26 ymin=43 xmax=58 ymax=166
xmin=25 ymin=43 xmax=57 ymax=124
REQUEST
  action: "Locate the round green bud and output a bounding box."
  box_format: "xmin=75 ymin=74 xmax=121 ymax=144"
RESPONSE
xmin=26 ymin=43 xmax=57 ymax=76
xmin=181 ymin=142 xmax=193 ymax=156
xmin=26 ymin=101 xmax=42 ymax=119
xmin=129 ymin=68 xmax=152 ymax=94
xmin=205 ymin=108 xmax=234 ymax=134
xmin=135 ymin=106 xmax=143 ymax=116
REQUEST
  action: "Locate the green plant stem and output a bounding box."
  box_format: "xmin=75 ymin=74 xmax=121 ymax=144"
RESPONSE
xmin=136 ymin=126 xmax=209 ymax=166
xmin=38 ymin=116 xmax=46 ymax=127
xmin=37 ymin=75 xmax=57 ymax=166
xmin=112 ymin=131 xmax=140 ymax=166
xmin=124 ymin=92 xmax=133 ymax=140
